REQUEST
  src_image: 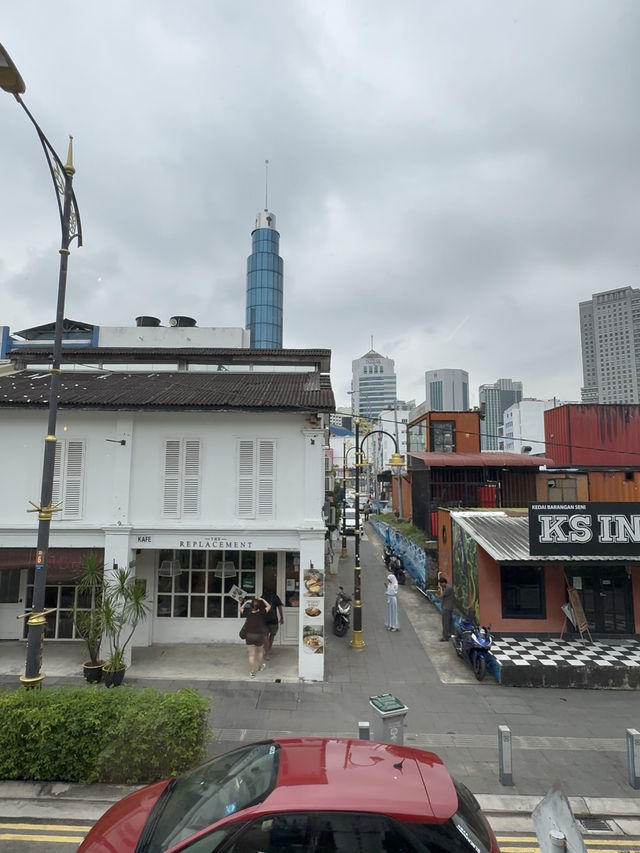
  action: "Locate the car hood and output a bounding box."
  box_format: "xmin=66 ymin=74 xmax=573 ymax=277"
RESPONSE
xmin=78 ymin=779 xmax=170 ymax=852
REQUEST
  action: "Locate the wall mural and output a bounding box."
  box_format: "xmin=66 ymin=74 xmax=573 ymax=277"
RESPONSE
xmin=451 ymin=520 xmax=479 ymax=622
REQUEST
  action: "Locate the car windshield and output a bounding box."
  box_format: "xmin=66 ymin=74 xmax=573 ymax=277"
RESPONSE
xmin=139 ymin=741 xmax=280 ymax=853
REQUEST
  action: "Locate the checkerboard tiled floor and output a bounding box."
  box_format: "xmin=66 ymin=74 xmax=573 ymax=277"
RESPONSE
xmin=491 ymin=636 xmax=640 ymax=668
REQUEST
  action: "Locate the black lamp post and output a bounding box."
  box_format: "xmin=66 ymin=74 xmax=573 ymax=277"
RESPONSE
xmin=349 ymin=415 xmax=403 ymax=651
xmin=0 ymin=43 xmax=83 ymax=687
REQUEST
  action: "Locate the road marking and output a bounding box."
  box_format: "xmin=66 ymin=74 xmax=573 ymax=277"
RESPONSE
xmin=0 ymin=833 xmax=85 ymax=843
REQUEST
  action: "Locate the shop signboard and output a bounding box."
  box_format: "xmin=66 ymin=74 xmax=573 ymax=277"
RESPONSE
xmin=529 ymin=502 xmax=640 ymax=556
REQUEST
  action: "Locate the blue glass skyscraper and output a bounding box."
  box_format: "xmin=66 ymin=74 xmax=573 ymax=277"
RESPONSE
xmin=246 ymin=209 xmax=284 ymax=348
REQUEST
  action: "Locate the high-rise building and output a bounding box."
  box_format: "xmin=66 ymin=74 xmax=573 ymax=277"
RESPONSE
xmin=351 ymin=350 xmax=397 ymax=419
xmin=246 ymin=208 xmax=284 ymax=348
xmin=579 ymin=286 xmax=640 ymax=404
xmin=424 ymin=369 xmax=469 ymax=411
xmin=479 ymin=378 xmax=523 ymax=450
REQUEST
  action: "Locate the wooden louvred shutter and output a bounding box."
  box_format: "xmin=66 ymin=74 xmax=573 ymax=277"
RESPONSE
xmin=237 ymin=440 xmax=255 ymax=517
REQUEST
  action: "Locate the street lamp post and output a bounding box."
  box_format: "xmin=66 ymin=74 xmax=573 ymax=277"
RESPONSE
xmin=0 ymin=43 xmax=82 ymax=687
xmin=349 ymin=415 xmax=403 ymax=651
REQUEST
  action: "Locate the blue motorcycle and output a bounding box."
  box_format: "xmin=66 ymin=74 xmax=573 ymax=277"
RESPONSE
xmin=451 ymin=619 xmax=493 ymax=681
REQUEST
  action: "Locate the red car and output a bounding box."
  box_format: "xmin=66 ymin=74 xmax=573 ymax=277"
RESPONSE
xmin=78 ymin=737 xmax=499 ymax=853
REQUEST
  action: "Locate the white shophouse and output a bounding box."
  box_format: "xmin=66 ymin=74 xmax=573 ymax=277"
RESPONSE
xmin=0 ymin=328 xmax=334 ymax=681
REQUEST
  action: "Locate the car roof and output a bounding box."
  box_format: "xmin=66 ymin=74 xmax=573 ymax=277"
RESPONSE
xmin=254 ymin=738 xmax=458 ymax=822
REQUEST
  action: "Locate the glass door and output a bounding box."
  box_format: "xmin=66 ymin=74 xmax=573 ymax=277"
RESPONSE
xmin=566 ymin=566 xmax=632 ymax=634
xmin=0 ymin=569 xmax=24 ymax=639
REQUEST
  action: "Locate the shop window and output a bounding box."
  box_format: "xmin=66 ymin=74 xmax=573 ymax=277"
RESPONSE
xmin=284 ymin=551 xmax=300 ymax=607
xmin=430 ymin=421 xmax=455 ymax=452
xmin=501 ymin=565 xmax=546 ymax=619
xmin=156 ymin=549 xmax=255 ymax=619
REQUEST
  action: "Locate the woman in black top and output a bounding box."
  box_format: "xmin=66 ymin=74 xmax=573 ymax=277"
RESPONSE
xmin=242 ymin=597 xmax=271 ymax=677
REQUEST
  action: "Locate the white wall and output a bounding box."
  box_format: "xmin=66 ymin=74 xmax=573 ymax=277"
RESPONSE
xmin=97 ymin=325 xmax=250 ymax=349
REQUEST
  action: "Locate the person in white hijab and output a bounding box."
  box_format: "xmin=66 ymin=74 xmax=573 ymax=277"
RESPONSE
xmin=385 ymin=572 xmax=399 ymax=631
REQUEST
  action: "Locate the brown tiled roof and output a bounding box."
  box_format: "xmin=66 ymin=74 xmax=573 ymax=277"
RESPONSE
xmin=0 ymin=370 xmax=335 ymax=412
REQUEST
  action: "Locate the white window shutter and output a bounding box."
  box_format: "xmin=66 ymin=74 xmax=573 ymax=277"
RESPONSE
xmin=237 ymin=440 xmax=255 ymax=517
xmin=63 ymin=441 xmax=85 ymax=519
xmin=182 ymin=440 xmax=201 ymax=516
xmin=163 ymin=440 xmax=181 ymax=517
xmin=257 ymin=440 xmax=275 ymax=517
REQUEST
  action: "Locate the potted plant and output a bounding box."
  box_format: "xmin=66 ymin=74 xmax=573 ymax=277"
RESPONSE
xmin=102 ymin=563 xmax=150 ymax=687
xmin=72 ymin=552 xmax=106 ymax=683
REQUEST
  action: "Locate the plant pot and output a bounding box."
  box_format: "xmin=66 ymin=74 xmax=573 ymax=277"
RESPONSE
xmin=83 ymin=660 xmax=105 ymax=684
xmin=102 ymin=666 xmax=126 ymax=688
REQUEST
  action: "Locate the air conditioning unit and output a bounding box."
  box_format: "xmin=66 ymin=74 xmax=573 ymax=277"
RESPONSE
xmin=159 ymin=559 xmax=182 ymax=577
xmin=215 ymin=561 xmax=237 ymax=578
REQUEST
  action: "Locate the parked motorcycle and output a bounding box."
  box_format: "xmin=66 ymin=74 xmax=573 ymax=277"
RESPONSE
xmin=332 ymin=586 xmax=352 ymax=637
xmin=389 ymin=552 xmax=406 ymax=585
xmin=451 ymin=619 xmax=493 ymax=681
xmin=383 ymin=544 xmax=393 ymax=569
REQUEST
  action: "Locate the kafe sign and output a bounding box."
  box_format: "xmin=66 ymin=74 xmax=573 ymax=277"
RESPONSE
xmin=529 ymin=502 xmax=640 ymax=556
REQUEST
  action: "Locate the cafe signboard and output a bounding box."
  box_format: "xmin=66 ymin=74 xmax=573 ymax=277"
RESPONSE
xmin=529 ymin=502 xmax=640 ymax=556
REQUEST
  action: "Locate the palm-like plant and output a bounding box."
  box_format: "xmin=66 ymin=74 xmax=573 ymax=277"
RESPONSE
xmin=72 ymin=552 xmax=105 ymax=667
xmin=102 ymin=564 xmax=150 ymax=673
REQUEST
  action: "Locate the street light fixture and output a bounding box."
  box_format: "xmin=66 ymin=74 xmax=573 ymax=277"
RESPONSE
xmin=0 ymin=43 xmax=83 ymax=687
xmin=350 ymin=415 xmax=403 ymax=651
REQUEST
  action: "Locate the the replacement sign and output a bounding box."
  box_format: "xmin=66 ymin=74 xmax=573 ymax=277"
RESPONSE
xmin=528 ymin=502 xmax=640 ymax=556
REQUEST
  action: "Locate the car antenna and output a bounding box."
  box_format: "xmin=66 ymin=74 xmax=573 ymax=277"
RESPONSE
xmin=393 ymin=759 xmax=405 ymax=771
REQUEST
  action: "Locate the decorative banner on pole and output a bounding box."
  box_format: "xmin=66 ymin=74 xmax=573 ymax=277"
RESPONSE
xmin=529 ymin=502 xmax=640 ymax=556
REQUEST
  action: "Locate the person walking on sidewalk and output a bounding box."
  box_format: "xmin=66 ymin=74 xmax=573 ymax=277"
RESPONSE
xmin=439 ymin=577 xmax=453 ymax=641
xmin=385 ymin=572 xmax=400 ymax=631
xmin=262 ymin=586 xmax=284 ymax=659
xmin=241 ymin=596 xmax=271 ymax=677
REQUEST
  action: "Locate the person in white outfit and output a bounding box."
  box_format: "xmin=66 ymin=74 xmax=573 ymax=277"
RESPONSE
xmin=385 ymin=572 xmax=399 ymax=631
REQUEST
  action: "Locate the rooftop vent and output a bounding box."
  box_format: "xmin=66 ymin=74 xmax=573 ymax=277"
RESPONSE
xmin=135 ymin=316 xmax=161 ymax=327
xmin=169 ymin=316 xmax=196 ymax=328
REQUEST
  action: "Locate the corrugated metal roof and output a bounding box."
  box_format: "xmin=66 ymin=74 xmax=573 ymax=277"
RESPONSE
xmin=0 ymin=370 xmax=335 ymax=412
xmin=411 ymin=451 xmax=554 ymax=467
xmin=450 ymin=511 xmax=640 ymax=562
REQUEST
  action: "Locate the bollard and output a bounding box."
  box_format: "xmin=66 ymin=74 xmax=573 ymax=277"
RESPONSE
xmin=549 ymin=830 xmax=566 ymax=851
xmin=358 ymin=721 xmax=371 ymax=740
xmin=627 ymin=728 xmax=640 ymax=789
xmin=498 ymin=724 xmax=513 ymax=786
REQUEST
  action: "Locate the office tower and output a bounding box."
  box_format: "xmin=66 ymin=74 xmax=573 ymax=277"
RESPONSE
xmin=479 ymin=378 xmax=523 ymax=450
xmin=424 ymin=369 xmax=469 ymax=411
xmin=246 ymin=208 xmax=284 ymax=348
xmin=351 ymin=350 xmax=397 ymax=419
xmin=579 ymin=286 xmax=640 ymax=404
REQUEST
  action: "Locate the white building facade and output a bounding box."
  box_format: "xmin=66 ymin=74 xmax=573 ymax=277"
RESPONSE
xmin=500 ymin=399 xmax=569 ymax=454
xmin=0 ymin=340 xmax=333 ymax=681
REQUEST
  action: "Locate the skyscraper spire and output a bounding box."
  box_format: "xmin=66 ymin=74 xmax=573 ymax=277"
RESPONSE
xmin=246 ymin=163 xmax=284 ymax=348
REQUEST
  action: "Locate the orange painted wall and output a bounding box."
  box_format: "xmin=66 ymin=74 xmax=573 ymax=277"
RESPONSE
xmin=424 ymin=411 xmax=480 ymax=453
xmin=586 ymin=471 xmax=640 ymax=502
xmin=476 ymin=549 xmax=567 ymax=633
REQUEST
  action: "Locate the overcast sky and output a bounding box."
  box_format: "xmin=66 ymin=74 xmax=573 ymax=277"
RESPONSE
xmin=2 ymin=1 xmax=639 ymax=408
